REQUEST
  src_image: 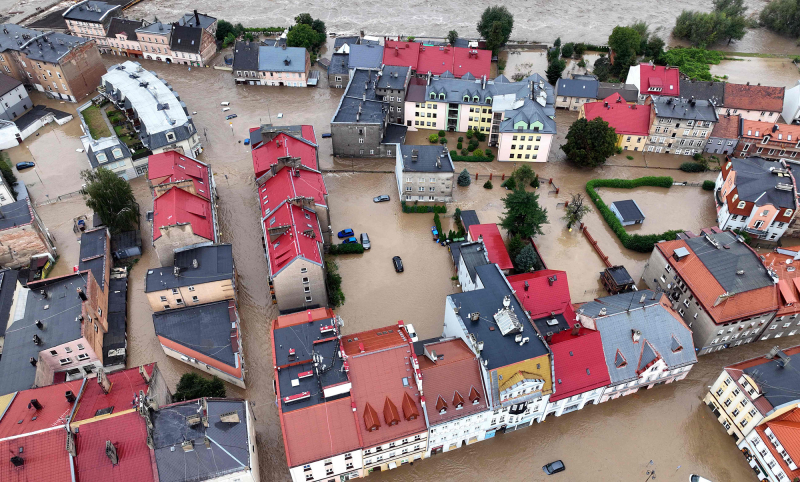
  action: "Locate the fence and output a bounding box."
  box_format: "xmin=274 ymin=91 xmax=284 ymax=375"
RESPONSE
xmin=581 ymin=223 xmax=612 ymax=268
xmin=34 ymin=190 xmax=82 ymax=207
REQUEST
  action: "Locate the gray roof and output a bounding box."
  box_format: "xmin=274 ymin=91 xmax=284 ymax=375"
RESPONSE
xmin=106 ymin=18 xmax=143 ymax=41
xmin=399 ymin=144 xmax=454 ymax=173
xmin=145 ymin=244 xmax=233 ymax=292
xmin=347 ymin=44 xmax=383 ymax=70
xmin=406 ymin=83 xmax=426 ymax=102
xmin=86 ymin=136 xmax=131 ymax=169
xmin=0 ymin=269 xmax=18 ymax=337
xmin=0 ymin=24 xmax=92 ymax=64
xmin=458 ymin=241 xmax=489 ymax=281
xmin=679 ymin=79 xmax=725 ymax=106
xmin=258 ymin=46 xmax=307 ymax=73
xmin=460 ymin=210 xmax=480 ymax=230
xmin=153 ymin=399 xmax=251 ymax=482
xmin=579 ymin=293 xmax=697 ymax=384
xmin=498 ymin=98 xmax=558 ymax=134
xmin=136 ymin=22 xmax=172 ymax=35
xmin=15 ymin=105 xmax=71 ymax=133
xmin=598 ymin=82 xmax=639 ymax=103
xmin=103 ymin=277 xmax=127 ymax=366
xmin=332 ymin=68 xmax=386 ymax=124
xmin=328 ymin=53 xmax=349 ymax=76
xmin=178 ymin=12 xmax=216 ymax=30
xmin=0 ymin=198 xmax=32 ymax=230
xmin=79 ymin=227 xmax=107 ymax=290
xmin=652 ymin=96 xmax=719 ymax=122
xmin=377 ymin=65 xmax=409 ymax=90
xmin=152 ymin=300 xmax=237 ymax=367
xmin=0 ymin=72 xmax=21 ymax=97
xmin=730 ymin=156 xmax=796 ymax=208
xmin=556 ymin=78 xmax=599 ymax=98
xmin=334 ymin=36 xmax=360 ymax=50
xmin=611 ymin=200 xmax=645 ymax=222
xmin=684 ymin=231 xmax=774 ymax=294
xmin=62 ymin=1 xmax=120 ymax=22
xmin=743 ymin=351 xmax=800 ymax=409
xmin=169 ymin=25 xmax=202 ymax=54
xmin=493 ymin=74 xmax=510 ymax=84
xmin=423 ymin=73 xmax=554 ymax=116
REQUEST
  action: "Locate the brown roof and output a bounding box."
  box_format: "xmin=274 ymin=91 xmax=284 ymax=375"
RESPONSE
xmin=363 ymin=402 xmax=380 ymax=431
xmin=281 ymin=397 xmax=362 ymax=466
xmin=756 ymin=407 xmax=800 ymax=480
xmin=724 ymin=83 xmax=785 ymax=112
xmin=341 ymin=324 xmax=407 ymax=355
xmin=452 ymin=390 xmax=464 ymax=408
xmin=763 ymin=250 xmax=800 ymax=316
xmin=435 ymin=395 xmax=447 ymax=413
xmin=401 ymin=392 xmax=419 ymax=421
xmin=710 ymin=114 xmax=740 ymax=139
xmin=383 ymin=397 xmax=400 ymax=426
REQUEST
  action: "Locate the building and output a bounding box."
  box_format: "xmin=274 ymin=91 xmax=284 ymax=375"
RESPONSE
xmin=597 ymin=82 xmax=638 ymax=103
xmin=643 ymin=229 xmax=779 ymax=355
xmin=722 ymin=83 xmax=785 ymax=123
xmin=555 ymin=77 xmax=599 ymax=110
xmin=782 ymin=80 xmax=800 ymax=124
xmin=394 ymin=144 xmax=455 ymax=203
xmin=62 ymin=0 xmax=121 ymax=53
xmin=610 ymin=199 xmax=645 ymax=226
xmin=417 ymin=338 xmax=491 ymax=456
xmin=0 ymin=24 xmax=105 ymax=102
xmin=736 ymin=120 xmax=800 ymax=162
xmin=581 ymin=92 xmax=653 ymax=151
xmin=102 ymin=61 xmax=202 ymax=157
xmin=644 ymin=96 xmax=719 ymax=155
xmin=0 ymin=268 xmax=18 ymax=356
xmin=170 ymin=10 xmax=217 ymax=66
xmin=375 ymin=65 xmax=411 ymax=124
xmin=0 ymin=72 xmax=29 ymax=120
xmin=347 ymin=43 xmax=384 ymax=70
xmin=136 ymin=22 xmax=174 ymax=62
xmin=459 ymin=209 xmax=479 ymax=231
xmin=272 ymin=309 xmax=362 ymax=482
xmin=252 ymin=45 xmax=311 ymax=87
xmin=467 ymin=224 xmax=513 ymax=273
xmin=443 ymin=263 xmax=553 ymax=433
xmin=626 ymin=63 xmax=681 ymax=102
xmin=739 ymin=405 xmax=800 ymax=482
xmin=714 ymin=156 xmax=797 ymax=241
xmin=762 ymin=247 xmax=800 ymax=339
xmin=151 ymin=187 xmax=218 ymax=265
xmin=382 ymin=40 xmax=491 ymax=79
xmin=148 ymin=150 xmax=215 ymax=202
xmin=706 ymin=114 xmax=740 ymax=155
xmin=145 ymin=243 xmax=235 ymax=311
xmin=0 ymin=198 xmax=56 ymax=268
xmin=232 ymin=40 xmax=261 ymax=85
xmin=152 ymin=299 xmax=245 ymax=387
xmin=80 ymin=133 xmax=136 ymax=178
xmin=679 ymin=79 xmax=725 ymax=106
xmin=327 ymin=52 xmax=350 ymax=88
xmin=103 ymin=276 xmax=127 ymax=370
xmin=496 ymin=96 xmax=557 ymax=162
xmin=449 ymin=240 xmax=490 ymax=292
xmin=704 ymin=346 xmax=800 ymax=445
xmin=104 ymin=17 xmax=145 ymax=57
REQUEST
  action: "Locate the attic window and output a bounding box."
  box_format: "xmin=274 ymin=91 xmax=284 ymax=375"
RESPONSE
xmin=671 ymin=335 xmax=683 ymax=353
xmin=614 ymin=350 xmax=626 ymax=368
xmin=96 ymin=153 xmax=107 ymax=163
xmin=429 ymin=92 xmax=436 ymax=99
xmin=166 ymin=132 xmax=176 ymax=142
xmin=112 ymin=148 xmax=123 ymax=159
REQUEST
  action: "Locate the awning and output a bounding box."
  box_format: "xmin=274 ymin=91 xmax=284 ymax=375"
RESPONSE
xmin=388 ymin=462 xmax=397 ymax=470
xmin=779 ymin=279 xmax=798 ymax=305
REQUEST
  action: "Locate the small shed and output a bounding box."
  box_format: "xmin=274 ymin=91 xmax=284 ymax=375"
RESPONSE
xmin=601 ymin=265 xmax=635 ymax=294
xmin=610 ymin=200 xmax=645 ymax=226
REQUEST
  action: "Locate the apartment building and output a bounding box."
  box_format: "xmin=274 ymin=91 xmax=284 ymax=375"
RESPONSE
xmin=376 ymin=65 xmax=411 ymax=124
xmin=104 ymin=18 xmax=144 ymax=57
xmin=581 ymin=92 xmax=654 ymax=151
xmin=555 ymin=76 xmax=599 ymax=110
xmin=739 ymin=404 xmax=800 ymax=482
xmin=714 ymin=156 xmax=797 ymax=241
xmin=136 ymin=22 xmax=173 ymax=62
xmin=680 ymin=79 xmax=725 ymax=106
xmin=706 ymin=114 xmax=740 ymax=155
xmin=233 ymin=45 xmax=312 ymax=87
xmin=626 ymin=63 xmax=681 ymax=102
xmin=0 ymin=72 xmax=29 ymax=120
xmin=62 ymin=0 xmax=120 ymax=53
xmin=382 ymin=40 xmax=491 ymax=79
xmin=736 ymin=121 xmax=800 ymax=162
xmin=0 ymin=198 xmax=56 ymax=268
xmin=644 ymin=96 xmax=719 ymax=155
xmin=394 ymin=144 xmax=455 ymax=203
xmin=496 ymin=97 xmax=557 ymax=162
xmin=721 ymin=83 xmax=785 ymax=123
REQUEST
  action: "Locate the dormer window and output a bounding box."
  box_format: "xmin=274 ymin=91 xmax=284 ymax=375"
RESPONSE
xmin=463 ymin=95 xmax=469 ymax=102
xmin=472 ymin=95 xmax=479 ymax=103
xmin=786 ymin=209 xmax=794 ymax=217
xmin=738 ymin=201 xmax=746 ymax=209
xmin=96 ymin=152 xmax=107 ymax=163
xmin=112 ymin=148 xmax=123 ymax=159
xmin=436 ymin=395 xmax=447 ymax=414
xmin=726 ymin=161 xmax=731 ymax=169
xmin=429 ymin=92 xmax=436 ymax=100
xmin=485 ymin=97 xmax=492 ymax=104
xmin=439 ymin=93 xmax=445 ymax=100
xmin=732 ymin=194 xmax=738 ymax=202
xmin=166 ymin=131 xmax=176 ymax=142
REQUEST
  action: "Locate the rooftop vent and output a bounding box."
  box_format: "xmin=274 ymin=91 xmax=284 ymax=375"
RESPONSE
xmin=181 ymin=440 xmax=194 ymax=452
xmin=28 ymin=399 xmax=42 ymax=410
xmin=10 ymin=456 xmax=23 ymax=467
xmin=65 ymin=391 xmax=76 ymax=403
xmin=106 ymin=441 xmax=118 ymax=465
xmin=219 ymin=411 xmax=240 ymax=423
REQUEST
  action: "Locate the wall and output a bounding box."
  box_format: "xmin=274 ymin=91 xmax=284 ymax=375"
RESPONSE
xmin=362 ymin=432 xmax=427 ymax=475
xmin=0 ymin=84 xmax=30 ymax=121
xmin=57 ymin=40 xmax=106 ymax=102
xmin=426 ymin=409 xmax=491 ymax=456
xmin=498 ymin=132 xmax=552 ymax=162
xmin=289 ymin=449 xmax=362 ymax=482
xmin=40 ymin=336 xmax=101 ymax=375
xmin=154 ymin=224 xmax=209 ymax=266
xmin=413 ymin=100 xmax=446 ymax=131
xmin=147 ymin=278 xmax=235 ymax=311
xmin=399 ymin=170 xmax=454 ymax=203
xmin=718 ymin=107 xmax=780 ymax=124
xmin=703 ymin=370 xmax=763 ymax=442
xmin=331 ymin=122 xmax=384 ymax=158
xmin=159 ymin=337 xmax=245 ymax=388
xmin=645 ymin=117 xmax=714 ymax=155
xmin=705 ymin=137 xmax=738 ymax=155
xmin=620 ymin=133 xmax=646 ymax=151
xmin=273 ymin=258 xmax=328 ymax=313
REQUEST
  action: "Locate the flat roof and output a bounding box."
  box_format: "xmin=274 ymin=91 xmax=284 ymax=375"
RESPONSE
xmin=145 ymin=244 xmax=233 ymax=292
xmin=611 ymin=199 xmax=645 ymax=222
xmin=399 ymin=144 xmax=454 ymax=172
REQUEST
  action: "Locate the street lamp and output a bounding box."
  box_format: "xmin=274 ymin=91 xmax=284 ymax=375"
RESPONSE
xmin=645 ymin=469 xmax=656 ymax=481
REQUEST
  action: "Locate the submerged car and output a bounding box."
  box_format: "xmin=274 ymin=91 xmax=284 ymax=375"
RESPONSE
xmin=392 ymin=256 xmax=404 ymax=272
xmin=225 ymin=114 xmax=237 ymax=120
xmin=543 ymin=460 xmax=565 ymax=475
xmin=342 ymin=237 xmax=358 ymax=244
xmin=16 ymin=161 xmax=35 ymax=170
xmin=373 ymin=194 xmax=390 ymax=203
xmin=337 ymin=228 xmax=354 ymax=238
xmin=360 ymin=233 xmax=370 ymax=249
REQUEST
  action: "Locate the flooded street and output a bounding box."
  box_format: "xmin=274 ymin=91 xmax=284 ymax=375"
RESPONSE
xmin=16 ymin=53 xmax=786 ymax=482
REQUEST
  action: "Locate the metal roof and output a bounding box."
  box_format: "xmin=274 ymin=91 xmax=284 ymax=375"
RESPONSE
xmin=152 ymin=300 xmax=237 ymax=367
xmin=685 ymin=231 xmax=774 ymax=294
xmin=145 ymin=244 xmax=233 ymax=292
xmin=730 ymin=156 xmax=796 ymax=208
xmin=611 ymin=200 xmax=645 ymax=223
xmin=652 ymin=96 xmax=719 ymax=122
xmin=556 ymin=78 xmax=599 ymax=98
xmin=258 ymin=46 xmax=307 ymax=73
xmin=399 ymin=144 xmax=454 ymax=173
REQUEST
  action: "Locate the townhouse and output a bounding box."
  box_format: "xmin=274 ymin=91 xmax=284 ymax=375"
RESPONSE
xmin=643 ymin=228 xmax=779 ymax=355
xmin=497 ymin=97 xmax=557 ymax=162
xmin=740 ymin=406 xmax=800 ymax=482
xmin=713 ymin=156 xmax=797 ymax=241
xmin=232 ymin=40 xmax=261 ymax=85
xmin=394 ymin=144 xmax=455 ymax=203
xmin=597 ymin=81 xmax=638 ymax=103
xmin=382 ymin=40 xmax=491 ymax=79
xmin=736 ymin=121 xmax=800 ymax=162
xmin=722 ymin=83 xmax=785 ymax=123
xmin=626 ymin=63 xmax=681 ymax=102
xmin=148 ymin=150 xmax=216 ymax=201
xmin=172 ymin=10 xmax=217 ymax=66
xmin=644 ymin=96 xmax=719 ymax=155
xmin=706 ymin=114 xmax=740 ymax=156
xmin=256 ymin=45 xmax=311 ymax=87
xmin=0 ymin=198 xmax=56 ymax=268
xmin=680 ymin=79 xmax=725 ymax=106
xmin=136 ymin=22 xmax=173 ymax=63
xmin=555 ymin=76 xmax=599 ymax=111
xmin=80 ymin=133 xmax=135 ymax=178
xmin=62 ymin=0 xmax=120 ymax=53
xmin=581 ymin=92 xmax=654 ymax=151
xmin=0 ymin=72 xmax=30 ymax=120
xmin=763 ymin=247 xmax=800 ymax=339
xmin=376 ymin=65 xmax=411 ymax=125
xmin=104 ymin=18 xmax=145 ymax=58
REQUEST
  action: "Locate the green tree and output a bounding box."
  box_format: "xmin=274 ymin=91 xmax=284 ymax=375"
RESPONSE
xmin=561 ymin=117 xmax=618 ymax=168
xmin=553 ymin=37 xmax=562 ymax=48
xmin=295 ymin=13 xmax=314 ymax=25
xmin=447 ymin=30 xmax=459 ymax=46
xmin=645 ymin=36 xmax=666 ymax=63
xmin=673 ymin=5 xmax=747 ymax=47
xmin=287 ymin=23 xmax=325 ymax=50
xmin=223 ymin=32 xmax=236 ymax=48
xmin=311 ymin=19 xmax=327 ymax=36
xmin=592 ymin=55 xmax=613 ymax=81
xmin=714 ymin=0 xmax=747 ymax=18
xmin=512 ymin=164 xmax=535 ymax=186
xmin=561 ymin=42 xmax=574 ymax=58
xmin=216 ymin=19 xmax=235 ymax=42
xmin=234 ymin=23 xmax=245 ymax=37
xmin=500 ymin=188 xmax=548 ymax=238
xmin=662 ymin=47 xmax=723 ymax=81
xmin=573 ymin=42 xmax=586 ymax=56
xmin=477 ymin=6 xmax=514 ymax=53
xmin=759 ymin=0 xmax=800 ymax=36
xmin=629 ymin=20 xmax=650 ymax=54
xmin=562 ymin=193 xmax=592 ymax=229
xmin=506 ymin=234 xmax=524 ymax=262
xmin=608 ymin=26 xmax=641 ymax=80
xmin=81 ymin=167 xmax=139 ymax=234
xmin=546 ymin=59 xmax=566 ymax=85
xmin=457 ymin=169 xmax=471 ymax=186
xmin=173 ymin=373 xmax=226 ymax=402
xmin=515 ymin=243 xmax=544 ymax=272
xmin=326 ymin=258 xmax=345 ymax=308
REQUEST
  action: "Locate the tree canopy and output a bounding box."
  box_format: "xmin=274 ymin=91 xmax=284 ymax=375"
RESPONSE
xmin=500 ymin=188 xmax=548 ymax=239
xmin=287 ymin=23 xmax=326 ymax=50
xmin=173 ymin=373 xmax=226 ymax=402
xmin=608 ymin=26 xmax=641 ymax=81
xmin=447 ymin=30 xmax=458 ymax=46
xmin=545 ymin=58 xmax=566 ymax=85
xmin=561 ymin=117 xmax=618 ymax=168
xmin=562 ymin=193 xmax=592 ymax=229
xmin=592 ymin=55 xmax=613 ymax=82
xmin=515 ymin=243 xmax=544 ymax=273
xmin=673 ymin=0 xmax=748 ymax=47
xmin=81 ymin=167 xmax=139 ymax=234
xmin=477 ymin=6 xmax=514 ymax=53
xmin=759 ymin=0 xmax=800 ymax=37
xmin=662 ymin=48 xmax=723 ymax=81
xmin=457 ymin=168 xmax=471 ymax=186
xmin=216 ymin=20 xmax=244 ymax=42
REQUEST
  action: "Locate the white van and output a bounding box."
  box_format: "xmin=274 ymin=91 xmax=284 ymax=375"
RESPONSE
xmin=220 ymin=101 xmax=230 ymax=106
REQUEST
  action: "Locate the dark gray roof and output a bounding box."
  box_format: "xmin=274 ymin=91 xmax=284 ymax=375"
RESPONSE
xmin=679 ymin=79 xmax=724 ymax=106
xmin=0 ymin=269 xmax=18 ymax=337
xmin=457 ymin=241 xmax=489 ymax=281
xmin=598 ymin=82 xmax=639 ymax=103
xmin=258 ymin=45 xmax=306 ymax=73
xmin=15 ymin=105 xmax=71 ymax=133
xmin=406 ymin=83 xmax=426 ymax=102
xmin=145 ymin=244 xmax=233 ymax=292
xmin=448 ymin=264 xmax=549 ymax=371
xmin=108 ymin=276 xmax=127 ymax=313
xmin=152 ymin=300 xmax=237 ymax=367
xmin=261 ymin=38 xmax=287 ymax=48
xmin=86 ymin=138 xmax=132 ymax=169
xmin=498 ymin=98 xmax=558 ymax=134
xmin=449 ymin=241 xmax=464 ymax=265
xmin=0 ymin=25 xmax=92 ymax=64
xmin=684 ymin=231 xmax=774 ymax=294
xmin=153 ymin=399 xmax=251 ymax=482
xmin=334 ymin=36 xmax=360 ymax=50
xmin=169 ymin=25 xmax=202 ymax=54
xmin=106 ymin=18 xmax=143 ymax=40
xmin=532 ymin=312 xmax=570 ymax=338
xmin=136 ymin=22 xmax=172 ymax=35
xmin=493 ymin=74 xmax=510 ymax=84
xmin=111 ymin=230 xmax=141 ymax=252
xmin=143 ymin=122 xmax=196 ymax=151
xmin=382 ymin=123 xmax=407 ymax=144
xmin=178 ymin=12 xmax=216 ymax=30
xmin=332 ymin=68 xmax=386 ymax=124
xmin=377 ymin=65 xmax=410 ymax=90
xmin=556 ymin=78 xmax=599 ymax=98
xmin=103 ymin=278 xmax=127 ymax=367
xmin=606 ymin=265 xmax=634 ymax=285
xmin=580 ymin=289 xmax=662 ymax=318
xmin=460 ymin=210 xmax=480 ymax=230
xmin=399 ymin=144 xmax=454 ymax=173
xmin=0 ymin=72 xmax=21 ymax=97
xmin=0 ymin=198 xmax=32 ymax=230
xmin=0 ymin=274 xmax=87 ymax=396
xmin=62 ymin=1 xmax=120 ymax=22
xmin=328 ymin=53 xmax=349 ymax=76
xmin=79 ymin=227 xmax=107 ymax=290
xmin=611 ymin=200 xmax=645 ymax=222
xmin=347 ymin=44 xmax=383 ymax=70
xmin=743 ymin=351 xmax=800 ymax=409
xmin=730 ymin=157 xmax=796 ymax=208
xmin=652 ymin=96 xmax=719 ymax=122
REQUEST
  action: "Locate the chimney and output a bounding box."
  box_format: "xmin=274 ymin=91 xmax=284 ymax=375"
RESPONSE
xmin=97 ymin=367 xmax=111 ymax=394
xmin=65 ymin=391 xmax=76 ymax=403
xmin=29 ymin=357 xmax=36 ymax=366
xmin=34 ymin=320 xmax=43 ymax=329
xmin=106 ymin=441 xmax=119 ymax=465
xmin=571 ymin=323 xmax=580 ymax=336
xmin=546 ymin=331 xmax=553 ymax=343
xmin=632 ymin=329 xmax=641 ymax=343
xmin=32 ymin=334 xmax=41 ymax=345
xmin=77 ymin=287 xmax=87 ymax=301
xmin=524 ymin=281 xmax=529 ymax=291
xmin=194 ymin=9 xmax=200 ymax=26
xmin=28 ymin=399 xmax=42 ymax=410
xmin=10 ymin=456 xmax=23 ymax=467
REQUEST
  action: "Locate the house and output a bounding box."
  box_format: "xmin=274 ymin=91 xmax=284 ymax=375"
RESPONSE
xmin=80 ymin=134 xmax=136 ymax=178
xmin=250 ymin=124 xmax=320 ymax=174
xmin=0 ymin=198 xmax=56 ymax=268
xmin=342 ymin=323 xmax=429 ymax=475
xmin=644 ymin=96 xmax=719 ymax=155
xmin=449 ymin=240 xmax=489 ymax=291
xmin=467 ymin=224 xmax=513 ymax=272
xmin=418 ymin=338 xmax=491 ymax=456
xmin=62 ymin=0 xmax=121 ymax=53
xmin=705 ymin=114 xmax=740 ymax=155
xmin=0 ymin=24 xmax=105 ymax=102
xmin=348 ymin=43 xmax=384 ymax=70
xmin=104 ymin=18 xmax=145 ymax=58
xmin=136 ymin=22 xmax=174 ymax=63
xmin=714 ymin=156 xmax=797 ymax=241
xmin=376 ymin=65 xmax=411 ymax=124
xmin=722 ymin=83 xmax=785 ymax=123
xmin=643 ymin=229 xmax=779 ymax=355
xmin=0 ymin=73 xmax=30 ymax=120
xmin=597 ymin=82 xmax=638 ymax=103
xmin=736 ymin=120 xmax=800 ymax=162
xmin=151 ymin=184 xmax=217 ymax=265
xmin=739 ymin=405 xmax=800 ymax=482
xmin=328 ymin=52 xmax=350 ymax=88
xmin=101 ymin=61 xmax=202 ymax=157
xmin=626 ymin=63 xmax=681 ymax=101
xmin=148 ymin=150 xmax=215 ymax=202
xmin=610 ymin=199 xmax=645 ymax=226
xmin=782 ymin=80 xmax=800 ymax=124
xmin=580 ymin=93 xmax=653 ymax=151
xmin=257 ymin=45 xmax=311 ymax=87
xmin=171 ymin=10 xmax=217 ymax=66
xmin=459 ymin=209 xmax=479 ymax=231
xmin=443 ymin=263 xmax=553 ymax=434
xmin=762 ymin=247 xmax=800 ymax=339
xmin=382 ymin=40 xmax=491 ymax=79
xmin=679 ymin=79 xmax=725 ymax=106
xmin=145 ymin=243 xmax=235 ymax=311
xmin=394 ymin=144 xmax=455 ymax=203
xmin=496 ymin=95 xmax=557 ymax=161
xmin=272 ymin=309 xmax=362 ymax=482
xmin=555 ymin=77 xmax=599 ymax=110
xmin=704 ymin=345 xmax=800 ymax=445
xmin=152 ymin=299 xmax=245 ymax=387
xmin=232 ymin=40 xmax=261 ymax=85
xmin=577 ymin=290 xmax=697 ymax=403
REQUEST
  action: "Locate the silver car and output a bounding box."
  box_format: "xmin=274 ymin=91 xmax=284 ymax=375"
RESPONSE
xmin=360 ymin=233 xmax=370 ymax=249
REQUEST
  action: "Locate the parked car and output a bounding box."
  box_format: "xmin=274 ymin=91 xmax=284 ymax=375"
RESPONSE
xmin=542 ymin=460 xmax=565 ymax=475
xmin=226 ymin=114 xmax=237 ymax=120
xmin=322 ymin=133 xmax=332 ymax=138
xmin=690 ymin=476 xmax=713 ymax=482
xmin=404 ymin=323 xmax=418 ymax=342
xmin=392 ymin=256 xmax=404 ymax=272
xmin=15 ymin=161 xmax=35 ymax=170
xmin=337 ymin=228 xmax=354 ymax=238
xmin=360 ymin=233 xmax=370 ymax=249
xmin=342 ymin=237 xmax=358 ymax=244
xmin=373 ymin=194 xmax=390 ymax=203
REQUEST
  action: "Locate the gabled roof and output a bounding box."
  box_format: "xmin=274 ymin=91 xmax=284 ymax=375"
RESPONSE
xmin=741 ymin=120 xmax=800 ymax=144
xmin=611 ymin=199 xmax=645 ymax=222
xmin=508 ymin=269 xmax=573 ymax=329
xmin=583 ymin=93 xmax=652 ymax=136
xmin=498 ymin=98 xmax=558 ymax=134
xmin=651 ymin=96 xmax=719 ymax=122
xmin=381 ymin=40 xmax=490 ymax=78
xmin=549 ymin=329 xmax=610 ymax=402
xmin=0 ymin=198 xmax=33 ymax=231
xmin=732 ymin=346 xmax=800 ymax=412
xmin=679 ymin=79 xmax=725 ymax=105
xmin=382 ymin=40 xmax=421 ymax=70
xmin=597 ymin=82 xmax=638 ymax=103
xmin=73 ymin=364 xmax=155 ymax=422
xmin=152 ymin=186 xmax=214 ymax=242
xmin=0 ymin=25 xmax=92 ymax=64
xmin=258 ymin=167 xmax=327 ymax=217
xmin=0 ymin=71 xmax=21 ymax=97
xmin=251 ymin=131 xmax=318 ymax=178
xmin=710 ymin=114 xmax=740 ymax=139
xmin=0 ymin=429 xmax=71 ymax=481
xmin=74 ymin=411 xmax=154 ymax=482
xmin=398 ymin=144 xmax=455 ymax=173
xmin=727 ymin=156 xmax=796 ymax=209
xmin=0 ymin=379 xmax=83 ymax=437
xmin=232 ymin=40 xmax=260 ymax=71
xmin=63 ymin=0 xmax=119 ymax=22
xmin=638 ymin=64 xmax=680 ymax=96
xmin=556 ymin=78 xmax=599 ymax=98
xmin=347 ymin=43 xmax=384 ymax=70
xmin=281 ymin=397 xmax=361 ymax=467
xmin=468 ymin=224 xmax=513 ymax=270
xmin=263 ymin=200 xmax=323 ymax=277
xmin=169 ymin=25 xmax=202 ymax=54
xmin=755 ymin=406 xmax=800 ymax=481
xmin=147 ymin=151 xmax=212 ymax=200
xmin=258 ymin=45 xmax=307 ymax=73
xmin=724 ymin=83 xmax=785 ymax=112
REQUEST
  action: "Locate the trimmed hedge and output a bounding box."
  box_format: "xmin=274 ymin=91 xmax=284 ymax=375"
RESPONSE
xmin=680 ymin=162 xmax=706 ymax=172
xmin=450 ymin=150 xmax=492 ymax=162
xmin=585 ymin=176 xmax=682 ymax=253
xmin=702 ymin=180 xmax=715 ymax=191
xmin=329 ymin=243 xmax=365 ymax=255
xmin=401 ymin=201 xmax=447 ymax=213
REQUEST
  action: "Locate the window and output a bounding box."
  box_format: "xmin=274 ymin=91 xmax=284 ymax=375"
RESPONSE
xmin=305 ymin=296 xmax=312 ymax=302
xmin=60 ymin=358 xmax=72 ymax=366
xmin=76 ymin=353 xmax=89 ymax=361
xmin=160 ymin=295 xmax=167 ymax=302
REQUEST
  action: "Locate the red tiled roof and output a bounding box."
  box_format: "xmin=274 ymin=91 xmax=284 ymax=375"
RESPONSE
xmin=417 ymin=44 xmax=454 ymax=77
xmin=639 ymin=65 xmax=680 ymax=96
xmin=453 ymin=47 xmax=490 ymax=79
xmin=764 ymin=250 xmax=800 ymax=316
xmin=756 ymin=407 xmax=800 ymax=480
xmin=508 ymin=270 xmax=573 ymax=321
xmin=281 ymin=396 xmax=362 ymax=467
xmin=73 ymin=364 xmax=155 ymax=422
xmin=0 ymin=429 xmax=71 ymax=482
xmin=549 ymin=329 xmax=610 ymax=402
xmin=273 ymin=308 xmax=335 ymax=329
xmin=263 ymin=200 xmax=323 ymax=277
xmin=741 ymin=120 xmax=800 ymax=143
xmin=725 ymin=83 xmax=785 ymax=112
xmin=301 ymin=125 xmax=317 ymax=144
xmin=147 ymin=151 xmax=212 ymax=200
xmin=382 ymin=41 xmax=491 ymax=79
xmin=341 ymin=324 xmax=407 ymax=356
xmin=710 ymin=114 xmax=740 ymax=139
xmin=0 ymin=379 xmax=83 ymax=438
xmin=468 ymin=224 xmax=513 ymax=270
xmin=583 ymin=94 xmax=652 ymax=136
xmin=382 ymin=40 xmax=420 ymax=71
xmin=258 ymin=167 xmax=327 ymax=218
xmin=251 ymin=132 xmax=318 ymax=179
xmin=74 ymin=411 xmax=155 ymax=482
xmin=152 ymin=187 xmax=214 ymax=241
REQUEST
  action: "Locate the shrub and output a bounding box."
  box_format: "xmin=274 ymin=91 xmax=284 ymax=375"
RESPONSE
xmin=475 ymin=131 xmax=487 ymax=142
xmin=577 ymin=59 xmax=586 ymax=68
xmin=466 ymin=130 xmax=474 ymax=139
xmin=458 ymin=136 xmax=464 ymax=142
xmin=483 ymin=180 xmax=493 ymax=189
xmin=326 ymin=258 xmax=345 ymax=308
xmin=473 ymin=149 xmax=484 ymax=157
xmin=530 ymin=175 xmax=540 ymax=188
xmin=401 ymin=201 xmax=447 ymax=213
xmin=561 ymin=42 xmax=574 ymax=58
xmin=702 ymin=180 xmax=715 ymax=191
xmin=440 ymin=137 xmax=448 ymax=144
xmin=626 ymin=155 xmax=634 ymax=160
xmin=438 ymin=130 xmax=446 ymax=137
xmin=457 ymin=169 xmax=471 ymax=186
xmin=461 ymin=148 xmax=468 ymax=156
xmin=457 ymin=142 xmax=463 ymax=149
xmin=501 ymin=177 xmax=517 ymax=190
xmin=451 ymin=153 xmax=492 ymax=162
xmin=329 ymin=243 xmax=365 ymax=255
xmin=429 ymin=134 xmax=439 ymax=143
xmin=468 ymin=143 xmax=477 ymax=153
xmin=680 ymin=162 xmax=706 ymax=172
xmin=433 ymin=212 xmax=443 ymax=239
xmin=485 ymin=150 xmax=495 ymax=161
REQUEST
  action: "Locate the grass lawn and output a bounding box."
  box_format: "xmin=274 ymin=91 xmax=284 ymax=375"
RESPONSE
xmin=82 ymin=105 xmax=112 ymax=140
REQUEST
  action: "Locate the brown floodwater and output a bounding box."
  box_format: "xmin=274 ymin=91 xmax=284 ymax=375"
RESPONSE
xmin=27 ymin=54 xmax=791 ymax=482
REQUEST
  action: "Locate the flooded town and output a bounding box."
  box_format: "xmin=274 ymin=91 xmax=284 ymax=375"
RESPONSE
xmin=0 ymin=1 xmax=798 ymax=482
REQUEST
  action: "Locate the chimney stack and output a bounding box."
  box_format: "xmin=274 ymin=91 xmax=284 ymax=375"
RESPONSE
xmin=77 ymin=287 xmax=87 ymax=301
xmin=28 ymin=399 xmax=42 ymax=410
xmin=35 ymin=319 xmax=43 ymax=329
xmin=571 ymin=323 xmax=580 ymax=336
xmin=65 ymin=391 xmax=76 ymax=403
xmin=194 ymin=9 xmax=200 ymax=26
xmin=29 ymin=357 xmax=36 ymax=366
